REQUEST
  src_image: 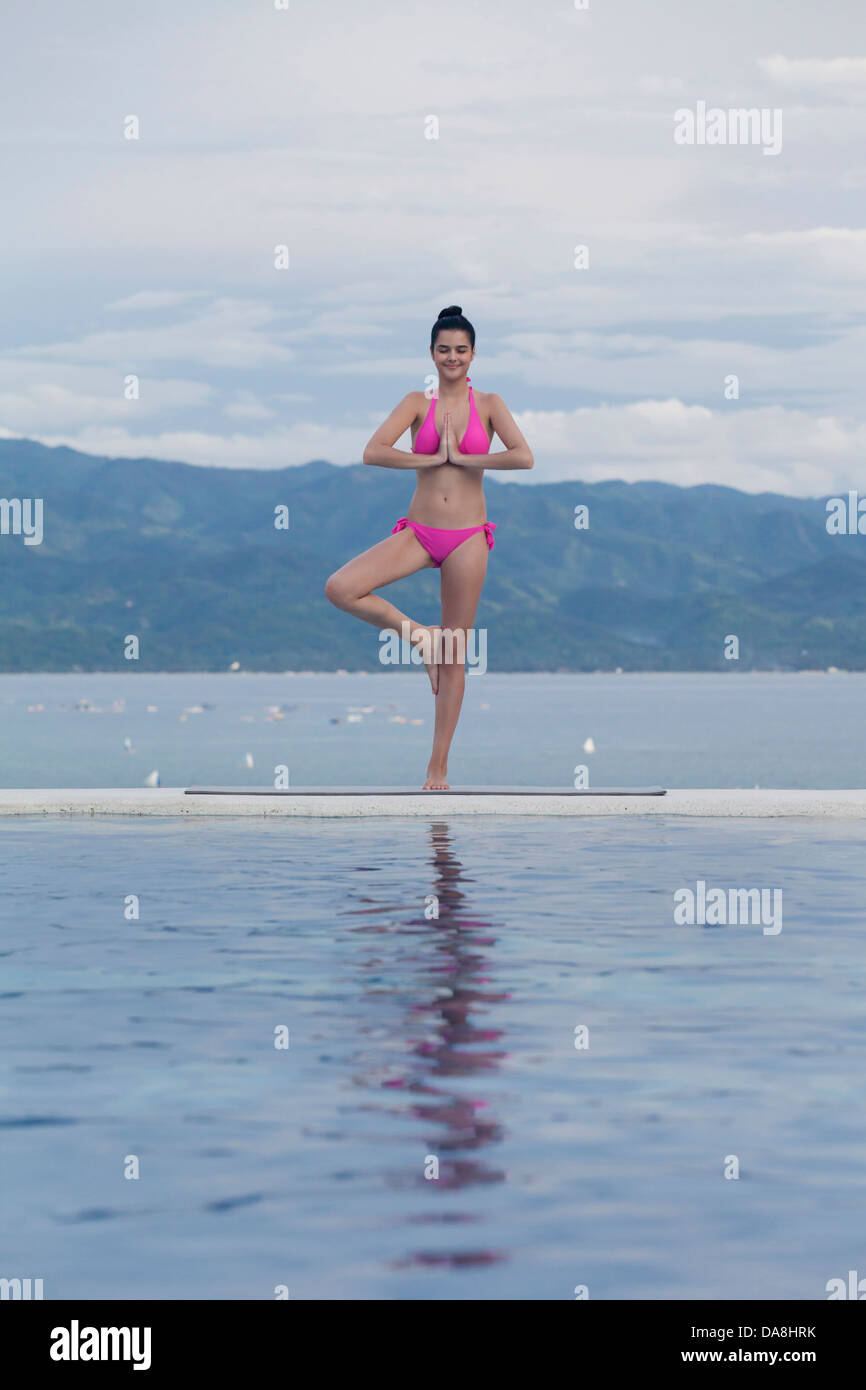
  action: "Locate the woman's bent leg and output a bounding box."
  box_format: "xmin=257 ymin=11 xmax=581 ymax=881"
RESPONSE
xmin=324 ymin=529 xmax=443 ymax=689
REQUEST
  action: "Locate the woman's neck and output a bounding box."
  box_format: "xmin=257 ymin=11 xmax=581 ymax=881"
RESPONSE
xmin=437 ymin=377 xmax=469 ymax=401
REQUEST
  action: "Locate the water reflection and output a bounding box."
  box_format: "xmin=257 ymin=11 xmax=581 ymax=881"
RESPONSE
xmin=343 ymin=821 xmax=509 ymax=1268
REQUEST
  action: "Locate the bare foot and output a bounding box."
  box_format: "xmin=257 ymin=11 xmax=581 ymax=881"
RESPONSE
xmin=423 ymin=766 xmax=450 ymax=790
xmin=410 ymin=624 xmax=443 ymax=694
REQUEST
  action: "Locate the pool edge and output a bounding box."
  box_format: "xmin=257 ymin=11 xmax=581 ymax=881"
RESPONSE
xmin=1 ymin=789 xmax=866 ymax=817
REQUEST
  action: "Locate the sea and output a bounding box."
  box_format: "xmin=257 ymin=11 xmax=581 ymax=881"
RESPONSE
xmin=1 ymin=670 xmax=864 ymax=789
xmin=0 ymin=672 xmax=863 ymax=1299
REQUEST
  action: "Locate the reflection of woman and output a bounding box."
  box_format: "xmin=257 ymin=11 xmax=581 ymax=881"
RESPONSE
xmin=325 ymin=306 xmax=533 ymax=790
xmin=344 ymin=821 xmax=508 ymax=1267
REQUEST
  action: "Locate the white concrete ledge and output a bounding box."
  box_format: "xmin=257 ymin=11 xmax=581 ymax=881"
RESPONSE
xmin=1 ymin=788 xmax=865 ymax=817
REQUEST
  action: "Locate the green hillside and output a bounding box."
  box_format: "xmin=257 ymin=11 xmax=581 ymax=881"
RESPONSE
xmin=1 ymin=438 xmax=863 ymax=671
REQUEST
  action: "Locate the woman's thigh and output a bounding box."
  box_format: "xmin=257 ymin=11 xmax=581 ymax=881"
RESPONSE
xmin=330 ymin=528 xmax=436 ymax=597
xmin=439 ymin=531 xmax=489 ymax=631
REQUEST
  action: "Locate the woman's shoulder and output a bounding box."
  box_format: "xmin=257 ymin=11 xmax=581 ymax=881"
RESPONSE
xmin=389 ymin=390 xmax=429 ymax=423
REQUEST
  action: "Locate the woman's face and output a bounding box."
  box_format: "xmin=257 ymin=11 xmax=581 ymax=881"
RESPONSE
xmin=431 ymin=331 xmax=474 ymax=378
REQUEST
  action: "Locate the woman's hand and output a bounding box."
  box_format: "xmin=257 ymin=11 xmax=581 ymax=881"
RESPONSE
xmin=430 ymin=412 xmax=450 ymax=465
xmin=444 ymin=413 xmax=461 ymax=464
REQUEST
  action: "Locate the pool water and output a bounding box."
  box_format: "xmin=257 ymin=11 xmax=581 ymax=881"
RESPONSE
xmin=1 ymin=815 xmax=863 ymax=1299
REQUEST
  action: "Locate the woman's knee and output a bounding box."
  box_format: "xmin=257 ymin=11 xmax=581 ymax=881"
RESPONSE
xmin=325 ymin=571 xmax=352 ymax=608
xmin=438 ymin=627 xmax=471 ymax=668
xmin=437 ymin=644 xmax=467 ymax=681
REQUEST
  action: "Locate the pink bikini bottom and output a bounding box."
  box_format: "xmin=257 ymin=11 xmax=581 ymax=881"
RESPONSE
xmin=391 ymin=517 xmax=497 ymax=568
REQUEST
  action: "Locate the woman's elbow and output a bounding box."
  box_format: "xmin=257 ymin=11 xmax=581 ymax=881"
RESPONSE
xmin=362 ymin=443 xmax=376 ymax=465
xmin=523 ymin=450 xmax=534 ymax=470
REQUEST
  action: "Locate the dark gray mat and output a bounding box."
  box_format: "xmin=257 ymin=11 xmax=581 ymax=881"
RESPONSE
xmin=185 ymin=786 xmax=667 ymax=796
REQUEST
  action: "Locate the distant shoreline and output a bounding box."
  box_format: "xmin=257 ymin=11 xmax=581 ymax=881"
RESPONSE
xmin=0 ymin=669 xmax=858 ymax=679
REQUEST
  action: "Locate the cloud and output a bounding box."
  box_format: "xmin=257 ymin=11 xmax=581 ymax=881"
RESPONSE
xmin=511 ymin=400 xmax=866 ymax=494
xmin=758 ymin=54 xmax=866 ymax=88
xmin=223 ymin=392 xmax=278 ymax=421
xmin=639 ymin=75 xmax=684 ymax=94
xmin=740 ymin=227 xmax=866 ymax=279
xmin=106 ymin=290 xmax=210 ymax=312
xmin=11 ymin=423 xmax=365 ymax=472
xmin=14 ymin=299 xmax=295 ymax=369
xmin=2 ymin=0 xmax=865 ymax=507
xmin=0 ymin=362 xmax=215 ymax=433
xmin=6 ymin=398 xmax=864 ymax=500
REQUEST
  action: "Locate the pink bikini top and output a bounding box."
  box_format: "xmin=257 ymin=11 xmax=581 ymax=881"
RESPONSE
xmin=412 ymin=376 xmax=491 ymax=455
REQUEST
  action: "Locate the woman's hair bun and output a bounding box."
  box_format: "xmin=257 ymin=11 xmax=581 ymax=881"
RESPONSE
xmin=430 ymin=304 xmax=475 ymax=348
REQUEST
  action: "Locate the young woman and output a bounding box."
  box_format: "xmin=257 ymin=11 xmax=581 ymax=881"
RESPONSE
xmin=325 ymin=306 xmax=533 ymax=790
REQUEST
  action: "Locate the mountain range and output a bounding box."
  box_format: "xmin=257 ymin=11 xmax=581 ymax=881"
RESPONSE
xmin=1 ymin=437 xmax=863 ymax=671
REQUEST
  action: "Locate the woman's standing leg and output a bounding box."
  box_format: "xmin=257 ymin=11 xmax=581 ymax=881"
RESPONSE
xmin=423 ymin=532 xmax=489 ymax=790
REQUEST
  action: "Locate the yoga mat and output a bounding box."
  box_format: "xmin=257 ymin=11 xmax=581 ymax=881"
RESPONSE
xmin=185 ymin=786 xmax=668 ymax=796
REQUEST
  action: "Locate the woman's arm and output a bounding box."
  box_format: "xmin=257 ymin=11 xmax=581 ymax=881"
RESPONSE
xmin=363 ymin=393 xmax=446 ymax=469
xmin=451 ymin=392 xmax=534 ymax=470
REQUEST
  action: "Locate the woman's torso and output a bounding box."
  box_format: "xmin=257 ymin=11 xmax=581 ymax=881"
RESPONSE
xmin=407 ymin=387 xmax=492 ymax=527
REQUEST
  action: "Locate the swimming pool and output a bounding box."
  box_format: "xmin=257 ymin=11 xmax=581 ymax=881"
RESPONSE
xmin=1 ymin=815 xmax=863 ymax=1299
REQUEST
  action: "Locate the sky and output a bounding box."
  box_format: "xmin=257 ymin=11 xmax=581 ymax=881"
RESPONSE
xmin=2 ymin=0 xmax=866 ymax=494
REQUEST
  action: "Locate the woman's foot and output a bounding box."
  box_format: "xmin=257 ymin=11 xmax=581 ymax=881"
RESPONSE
xmin=410 ymin=624 xmax=443 ymax=694
xmin=423 ymin=763 xmax=450 ymax=791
